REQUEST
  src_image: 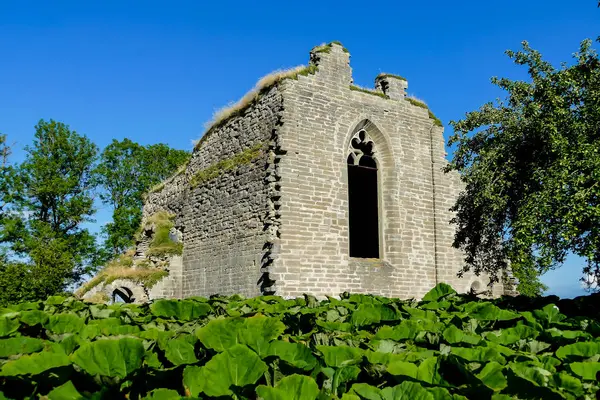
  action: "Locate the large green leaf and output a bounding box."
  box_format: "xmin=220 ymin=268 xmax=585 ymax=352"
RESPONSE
xmin=45 ymin=314 xmax=85 ymax=335
xmin=0 ymin=317 xmax=19 ymax=337
xmin=476 ymin=361 xmax=507 ymax=391
xmin=19 ymin=310 xmax=49 ymax=326
xmin=195 ymin=318 xmax=244 ymax=351
xmin=386 ymin=360 xmax=418 ymax=379
xmin=46 ymin=381 xmax=85 ymax=400
xmin=317 ymin=345 xmax=363 ymax=368
xmin=348 ymin=383 xmax=384 ymax=400
xmin=568 ymin=361 xmax=600 ymax=380
xmin=266 ymin=340 xmax=317 ymax=370
xmin=350 ymin=304 xmax=398 ymax=327
xmin=72 ymin=337 xmax=144 ymax=378
xmin=256 ymin=374 xmax=320 ymax=400
xmin=144 ymin=388 xmax=182 ymax=400
xmin=183 ymin=365 xmax=204 ymax=397
xmin=238 ymin=316 xmax=286 ymax=354
xmin=509 ymin=362 xmax=552 ymax=387
xmin=485 ymin=323 xmax=538 ymax=345
xmin=163 ymin=336 xmax=197 ymax=366
xmin=422 ymin=283 xmax=457 ymax=302
xmin=556 ymin=342 xmax=600 ymax=361
xmin=450 ymin=346 xmax=506 ymax=364
xmin=0 ymin=350 xmax=71 ymax=376
xmin=380 ymin=381 xmax=433 ymax=400
xmin=197 ymin=344 xmax=268 ymax=397
xmin=0 ymin=337 xmax=45 ymax=357
xmin=464 ymin=303 xmax=519 ymax=321
xmin=442 ymin=325 xmax=480 ymax=345
xmin=197 ymin=315 xmax=285 ymax=353
xmin=150 ymin=299 xmax=211 ymax=321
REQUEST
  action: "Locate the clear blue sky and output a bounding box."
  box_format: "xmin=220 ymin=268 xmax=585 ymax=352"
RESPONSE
xmin=1 ymin=1 xmax=599 ymax=298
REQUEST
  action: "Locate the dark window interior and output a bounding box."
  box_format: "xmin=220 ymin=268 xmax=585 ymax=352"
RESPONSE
xmin=347 ymin=155 xmax=379 ymax=258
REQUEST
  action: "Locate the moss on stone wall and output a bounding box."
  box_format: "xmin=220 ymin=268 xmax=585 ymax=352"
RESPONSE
xmin=145 ymin=211 xmax=183 ymax=257
xmin=405 ymin=97 xmax=443 ymax=128
xmin=349 ymin=85 xmax=389 ymax=99
xmin=190 ymin=142 xmax=265 ymax=189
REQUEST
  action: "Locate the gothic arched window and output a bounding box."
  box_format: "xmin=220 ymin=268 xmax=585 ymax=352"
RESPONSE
xmin=347 ymin=130 xmax=379 ymax=258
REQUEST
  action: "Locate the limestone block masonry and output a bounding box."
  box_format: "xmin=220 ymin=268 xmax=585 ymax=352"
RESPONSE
xmin=140 ymin=42 xmax=513 ymax=301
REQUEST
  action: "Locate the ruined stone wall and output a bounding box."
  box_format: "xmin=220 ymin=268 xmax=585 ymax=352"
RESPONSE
xmin=271 ymin=43 xmax=493 ymax=299
xmin=178 ymin=86 xmax=284 ymax=298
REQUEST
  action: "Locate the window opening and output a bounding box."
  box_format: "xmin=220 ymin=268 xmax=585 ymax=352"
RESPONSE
xmin=347 ymin=130 xmax=380 ymax=258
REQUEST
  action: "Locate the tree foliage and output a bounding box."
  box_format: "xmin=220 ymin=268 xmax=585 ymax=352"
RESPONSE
xmin=446 ymin=38 xmax=600 ymax=296
xmin=96 ymin=139 xmax=189 ymax=255
xmin=0 ymin=120 xmax=101 ymax=303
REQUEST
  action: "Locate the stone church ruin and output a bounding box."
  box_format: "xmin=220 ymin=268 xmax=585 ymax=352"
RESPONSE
xmin=79 ymin=41 xmax=514 ymax=303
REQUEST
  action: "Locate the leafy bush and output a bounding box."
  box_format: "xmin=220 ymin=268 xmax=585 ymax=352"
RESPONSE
xmin=0 ymin=284 xmax=599 ymax=399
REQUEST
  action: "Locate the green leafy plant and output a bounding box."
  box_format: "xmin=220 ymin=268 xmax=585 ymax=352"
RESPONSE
xmin=0 ymin=283 xmax=598 ymax=399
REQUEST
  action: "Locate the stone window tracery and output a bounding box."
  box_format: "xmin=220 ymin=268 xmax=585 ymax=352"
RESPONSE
xmin=347 ymin=129 xmax=380 ymax=258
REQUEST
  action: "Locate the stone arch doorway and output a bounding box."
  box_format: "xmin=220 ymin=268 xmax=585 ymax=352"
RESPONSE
xmin=112 ymin=287 xmax=135 ymax=303
xmin=347 ymin=129 xmax=380 ymax=258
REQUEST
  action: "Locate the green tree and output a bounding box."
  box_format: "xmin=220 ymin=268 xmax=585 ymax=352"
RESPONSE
xmin=1 ymin=120 xmax=101 ymax=298
xmin=96 ymin=139 xmax=189 ymax=255
xmin=445 ymin=38 xmax=600 ymax=296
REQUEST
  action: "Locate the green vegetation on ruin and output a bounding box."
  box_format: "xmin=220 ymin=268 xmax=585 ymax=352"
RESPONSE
xmin=144 ymin=211 xmax=183 ymax=257
xmin=192 ymin=65 xmax=319 ymax=152
xmin=349 ymin=85 xmax=390 ymax=99
xmin=76 ymin=211 xmax=180 ymax=297
xmin=312 ymin=41 xmax=350 ymax=54
xmin=190 ymin=142 xmax=266 ymax=189
xmin=377 ymin=72 xmax=408 ymax=81
xmin=406 ymin=97 xmax=444 ymax=127
xmin=1 ymin=283 xmax=599 ymax=399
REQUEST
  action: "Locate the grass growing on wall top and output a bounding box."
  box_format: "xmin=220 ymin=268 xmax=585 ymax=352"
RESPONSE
xmin=349 ymin=85 xmax=389 ymax=99
xmin=312 ymin=41 xmax=350 ymax=54
xmin=406 ymin=96 xmax=443 ymax=127
xmin=377 ymin=72 xmax=407 ymax=81
xmin=193 ymin=65 xmax=319 ymax=151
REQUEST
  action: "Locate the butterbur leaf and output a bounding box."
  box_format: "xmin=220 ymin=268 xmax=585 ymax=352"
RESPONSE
xmin=0 ymin=317 xmax=19 ymax=337
xmin=144 ymin=388 xmax=182 ymax=399
xmin=427 ymin=387 xmax=468 ymax=399
xmin=163 ymin=336 xmax=197 ymax=366
xmin=386 ymin=360 xmax=418 ymax=378
xmin=267 ymin=340 xmax=317 ymax=370
xmin=348 ymin=383 xmax=384 ymax=400
xmin=568 ymin=361 xmax=600 ymax=380
xmin=46 ymin=381 xmax=84 ymax=400
xmin=256 ymin=374 xmax=319 ymax=400
xmin=0 ymin=350 xmax=71 ymax=376
xmin=317 ymin=345 xmax=363 ymax=368
xmin=509 ymin=362 xmax=552 ymax=386
xmin=72 ymin=337 xmax=144 ymax=378
xmin=150 ymin=299 xmax=211 ymax=321
xmin=196 ymin=318 xmax=244 ymax=351
xmin=422 ymin=283 xmax=456 ymax=302
xmin=553 ymin=372 xmax=583 ymax=396
xmin=45 ymin=314 xmax=85 ymax=335
xmin=350 ymin=304 xmax=398 ymax=327
xmin=239 ymin=316 xmax=286 ymax=353
xmin=0 ymin=337 xmax=45 ymax=357
xmin=476 ymin=361 xmax=507 ymax=391
xmin=417 ymin=357 xmax=443 ymax=384
xmin=19 ymin=310 xmax=49 ymax=326
xmin=183 ymin=365 xmax=204 ymax=397
xmin=200 ymin=344 xmax=268 ymax=397
xmin=450 ymin=346 xmax=506 ymax=364
xmin=380 ymin=381 xmax=434 ymax=400
xmin=556 ymin=342 xmax=600 ymax=361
